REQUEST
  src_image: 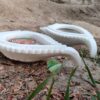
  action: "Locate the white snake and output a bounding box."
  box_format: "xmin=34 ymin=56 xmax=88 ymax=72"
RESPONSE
xmin=40 ymin=23 xmax=97 ymax=58
xmin=0 ymin=30 xmax=82 ymax=66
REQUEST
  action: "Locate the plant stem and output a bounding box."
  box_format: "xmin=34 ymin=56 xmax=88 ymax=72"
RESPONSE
xmin=47 ymin=77 xmax=55 ymax=100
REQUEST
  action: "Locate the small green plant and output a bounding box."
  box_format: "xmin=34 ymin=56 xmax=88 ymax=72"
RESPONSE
xmin=47 ymin=58 xmax=62 ymax=74
xmin=47 ymin=58 xmax=62 ymax=100
xmin=79 ymin=48 xmax=88 ymax=58
xmin=27 ymin=58 xmax=62 ymax=100
xmin=80 ymin=51 xmax=100 ymax=100
xmin=27 ymin=54 xmax=100 ymax=100
xmin=47 ymin=58 xmax=78 ymax=100
xmin=64 ymin=67 xmax=78 ymax=100
xmin=27 ymin=77 xmax=50 ymax=100
xmin=46 ymin=78 xmax=55 ymax=100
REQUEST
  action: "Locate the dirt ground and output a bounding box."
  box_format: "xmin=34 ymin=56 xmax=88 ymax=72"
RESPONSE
xmin=0 ymin=0 xmax=100 ymax=100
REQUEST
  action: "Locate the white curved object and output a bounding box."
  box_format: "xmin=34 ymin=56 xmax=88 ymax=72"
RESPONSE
xmin=40 ymin=23 xmax=97 ymax=58
xmin=0 ymin=30 xmax=82 ymax=66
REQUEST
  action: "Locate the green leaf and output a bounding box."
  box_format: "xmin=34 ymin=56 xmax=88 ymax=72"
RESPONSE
xmin=96 ymin=91 xmax=100 ymax=100
xmin=47 ymin=58 xmax=62 ymax=73
xmin=27 ymin=77 xmax=50 ymax=100
xmin=80 ymin=51 xmax=96 ymax=86
xmin=64 ymin=67 xmax=77 ymax=100
xmin=47 ymin=58 xmax=60 ymax=69
xmin=95 ymin=80 xmax=100 ymax=84
xmin=49 ymin=63 xmax=62 ymax=73
xmin=80 ymin=51 xmax=100 ymax=100
xmin=91 ymin=95 xmax=97 ymax=100
xmin=46 ymin=78 xmax=55 ymax=100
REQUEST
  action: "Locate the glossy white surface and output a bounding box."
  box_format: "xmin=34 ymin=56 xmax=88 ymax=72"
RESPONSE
xmin=40 ymin=23 xmax=97 ymax=58
xmin=0 ymin=30 xmax=82 ymax=66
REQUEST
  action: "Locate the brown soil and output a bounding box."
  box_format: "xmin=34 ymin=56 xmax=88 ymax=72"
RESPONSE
xmin=0 ymin=0 xmax=100 ymax=100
